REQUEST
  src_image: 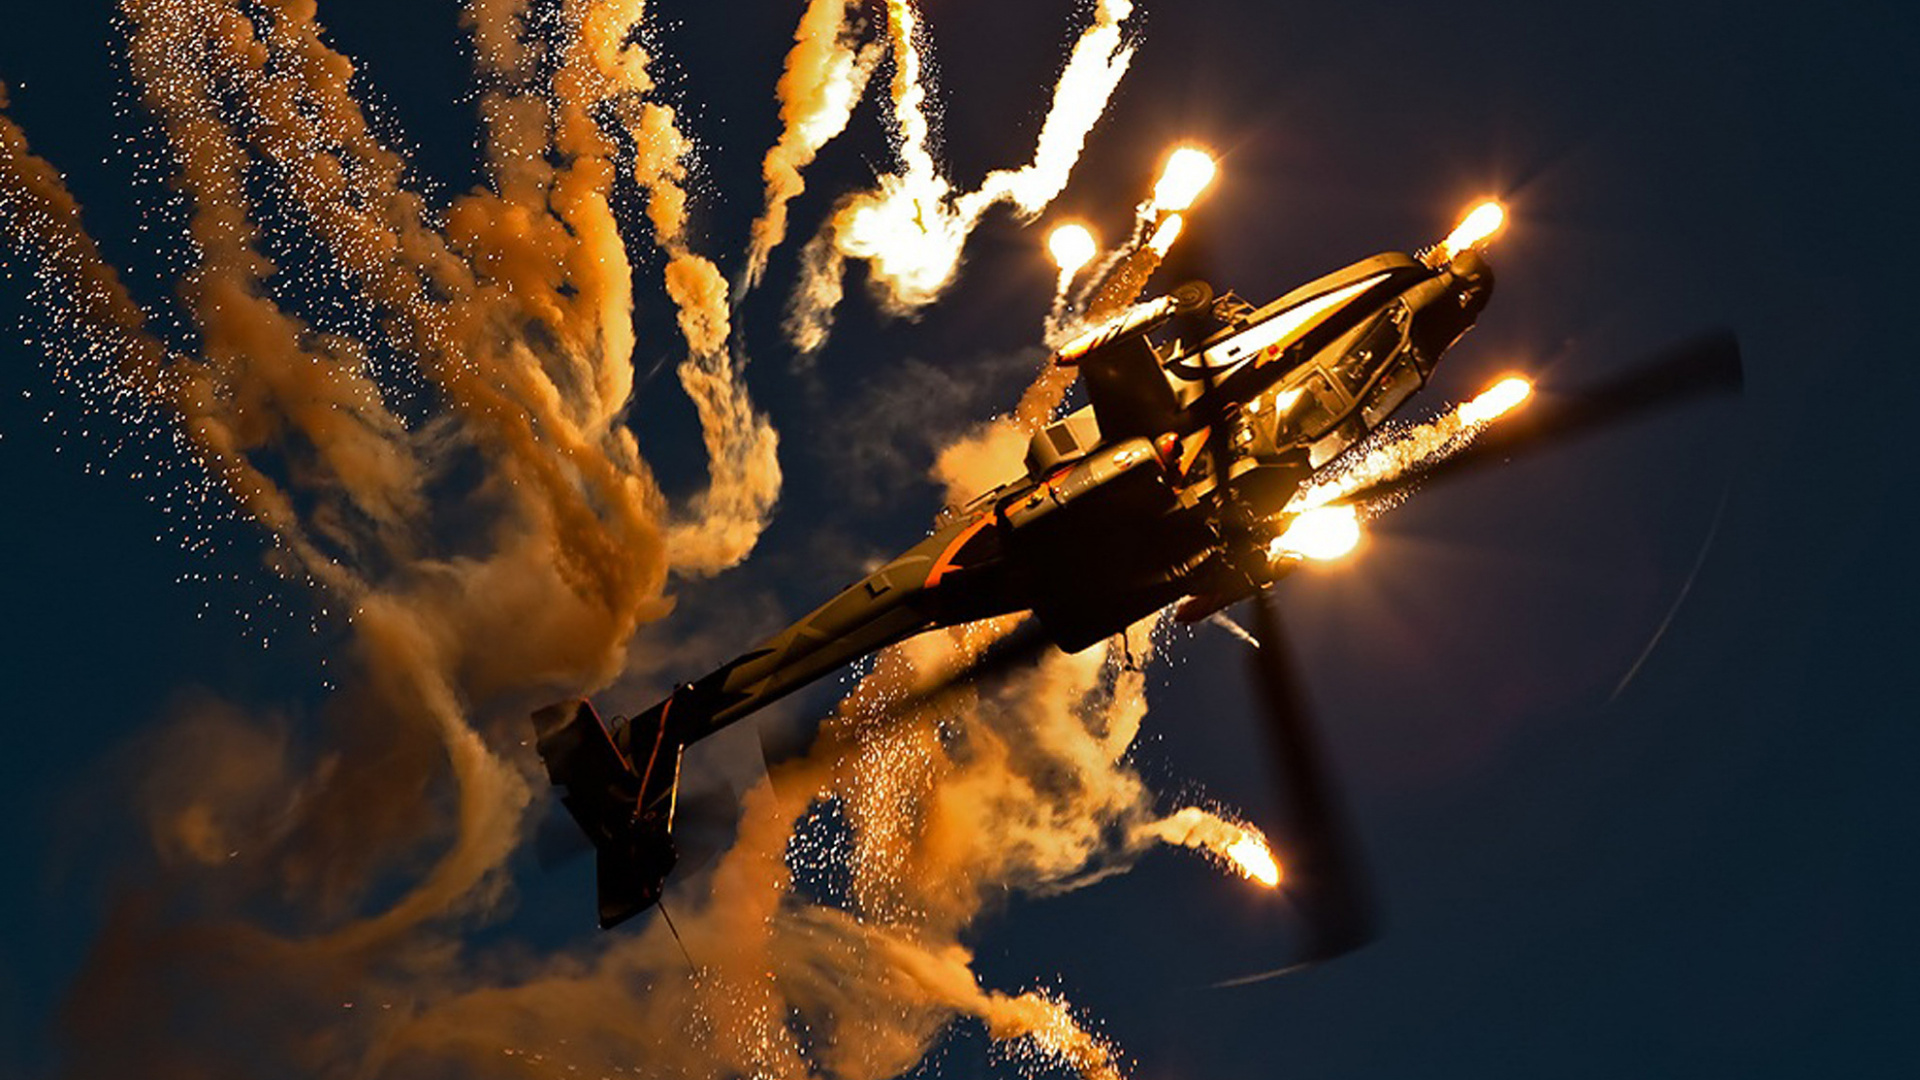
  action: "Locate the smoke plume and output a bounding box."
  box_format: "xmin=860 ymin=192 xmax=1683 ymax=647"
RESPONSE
xmin=784 ymin=0 xmax=1136 ymax=354
xmin=1 ymin=3 xmax=1271 ymax=1078
xmin=742 ymin=0 xmax=883 ymax=291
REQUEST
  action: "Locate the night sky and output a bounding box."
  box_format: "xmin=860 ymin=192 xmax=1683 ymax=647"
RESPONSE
xmin=3 ymin=1 xmax=1917 ymax=1077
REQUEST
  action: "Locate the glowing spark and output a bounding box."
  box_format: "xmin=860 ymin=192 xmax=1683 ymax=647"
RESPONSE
xmin=1270 ymin=504 xmax=1364 ymax=562
xmin=1048 ymin=223 xmax=1097 ymax=277
xmin=1147 ymin=213 xmax=1183 ymax=256
xmin=1438 ymin=199 xmax=1506 ymax=261
xmin=1458 ymin=374 xmax=1532 ymax=425
xmin=1224 ymin=834 xmax=1282 ymax=888
xmin=1150 ymin=146 xmax=1217 ymax=212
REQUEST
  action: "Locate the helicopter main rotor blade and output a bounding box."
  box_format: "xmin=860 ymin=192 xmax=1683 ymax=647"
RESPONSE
xmin=1168 ymin=247 xmax=1380 ymax=971
xmin=1344 ymin=330 xmax=1742 ymax=507
xmin=1242 ymin=587 xmax=1378 ymax=966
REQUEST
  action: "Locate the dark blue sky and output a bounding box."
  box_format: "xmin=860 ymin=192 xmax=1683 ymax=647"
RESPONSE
xmin=3 ymin=1 xmax=1916 ymax=1076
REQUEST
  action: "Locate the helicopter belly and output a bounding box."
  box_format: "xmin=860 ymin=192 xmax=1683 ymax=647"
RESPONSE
xmin=1001 ymin=437 xmax=1206 ymax=651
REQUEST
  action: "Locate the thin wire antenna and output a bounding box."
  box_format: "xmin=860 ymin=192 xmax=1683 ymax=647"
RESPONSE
xmin=1206 ymin=961 xmax=1312 ymax=989
xmin=658 ymin=900 xmax=699 ymax=977
xmin=1610 ymin=485 xmax=1731 ymax=702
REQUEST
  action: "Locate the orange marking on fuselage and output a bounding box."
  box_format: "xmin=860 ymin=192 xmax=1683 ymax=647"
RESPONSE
xmin=593 ymin=701 xmax=635 ymax=773
xmin=925 ymin=514 xmax=993 ymax=589
xmin=636 ymin=695 xmax=673 ymax=821
xmin=1177 ymin=430 xmax=1209 ymax=477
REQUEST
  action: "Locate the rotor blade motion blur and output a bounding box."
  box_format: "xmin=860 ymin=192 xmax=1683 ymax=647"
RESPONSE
xmin=1243 ymin=589 xmax=1379 ymax=967
xmin=1180 ymin=251 xmax=1379 ymax=970
xmin=1346 ymin=331 xmax=1743 ymax=506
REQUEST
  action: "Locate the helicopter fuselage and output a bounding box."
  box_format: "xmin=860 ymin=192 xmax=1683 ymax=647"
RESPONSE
xmin=651 ymin=246 xmax=1493 ymax=743
xmin=532 ymin=242 xmax=1493 ymax=927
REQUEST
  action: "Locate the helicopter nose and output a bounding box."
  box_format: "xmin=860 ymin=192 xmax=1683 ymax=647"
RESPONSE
xmin=1447 ymin=248 xmax=1493 ymax=290
xmin=1448 ymin=249 xmax=1494 ymax=315
xmin=1410 ymin=255 xmax=1495 ymax=361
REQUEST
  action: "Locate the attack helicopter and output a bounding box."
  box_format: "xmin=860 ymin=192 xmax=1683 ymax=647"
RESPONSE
xmin=533 ymin=200 xmax=1742 ymax=953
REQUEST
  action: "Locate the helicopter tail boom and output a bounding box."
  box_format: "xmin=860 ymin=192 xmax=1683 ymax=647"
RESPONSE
xmin=533 ymin=697 xmax=683 ymax=928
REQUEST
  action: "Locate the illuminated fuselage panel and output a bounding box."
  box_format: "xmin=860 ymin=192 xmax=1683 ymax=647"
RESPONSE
xmin=1169 ymin=250 xmax=1493 ymax=467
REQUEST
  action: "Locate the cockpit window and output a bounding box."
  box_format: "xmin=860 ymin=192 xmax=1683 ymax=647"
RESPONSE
xmin=1329 ymin=311 xmax=1403 ymax=396
xmin=1361 ymin=355 xmax=1422 ymax=428
xmin=1280 ymin=372 xmax=1340 ymax=440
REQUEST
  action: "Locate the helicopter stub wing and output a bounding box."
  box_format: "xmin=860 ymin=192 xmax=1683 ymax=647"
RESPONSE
xmin=1079 ymin=334 xmax=1182 ymax=442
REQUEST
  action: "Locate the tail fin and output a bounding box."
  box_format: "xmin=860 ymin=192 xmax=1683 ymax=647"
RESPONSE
xmin=532 ymin=697 xmax=682 ymax=928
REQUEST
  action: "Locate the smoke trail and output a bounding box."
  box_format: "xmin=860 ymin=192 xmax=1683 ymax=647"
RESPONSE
xmin=785 ymin=0 xmax=1135 ymax=354
xmin=1289 ymin=381 xmax=1531 ymax=515
xmin=340 ymin=616 xmax=1168 ymax=1079
xmin=742 ymin=0 xmax=882 ymax=291
xmin=552 ymin=0 xmax=784 ymax=575
xmin=5 ymin=4 xmax=1280 ymax=1078
xmin=4 ymin=0 xmax=742 ymax=1003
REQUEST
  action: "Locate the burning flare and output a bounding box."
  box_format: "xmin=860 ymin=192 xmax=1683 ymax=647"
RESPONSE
xmin=1134 ymin=807 xmax=1284 ymax=888
xmin=1437 ymin=198 xmax=1506 ymax=261
xmin=1288 ymin=371 xmax=1537 ymax=512
xmin=1271 ymin=504 xmax=1364 ymax=562
xmin=1048 ymin=223 xmax=1098 ymax=277
xmin=1150 ymin=147 xmax=1217 ymax=213
xmin=1224 ymin=834 xmax=1283 ymax=888
xmin=1147 ymin=213 xmax=1184 ymax=256
xmin=1458 ymin=374 xmax=1532 ymax=425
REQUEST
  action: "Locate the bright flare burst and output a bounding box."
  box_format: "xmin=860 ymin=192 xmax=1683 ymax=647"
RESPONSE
xmin=1437 ymin=198 xmax=1506 ymax=261
xmin=785 ymin=0 xmax=1138 ymax=353
xmin=1151 ymin=146 xmax=1218 ymax=212
xmin=1459 ymin=374 xmax=1532 ymax=425
xmin=1147 ymin=213 xmax=1184 ymax=256
xmin=1287 ymin=370 xmax=1538 ymax=513
xmin=1134 ymin=806 xmax=1284 ymax=889
xmin=1048 ymin=223 xmax=1098 ymax=277
xmin=1225 ymin=834 xmax=1283 ymax=888
xmin=1271 ymin=504 xmax=1364 ymax=562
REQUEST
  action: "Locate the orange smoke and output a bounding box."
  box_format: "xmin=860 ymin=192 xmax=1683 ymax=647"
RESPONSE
xmin=6 ymin=0 xmax=765 ymax=1047
xmin=2 ymin=4 xmax=1274 ymax=1079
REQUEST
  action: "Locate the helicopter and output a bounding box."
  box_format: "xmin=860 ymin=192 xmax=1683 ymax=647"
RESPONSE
xmin=532 ymin=202 xmax=1742 ymax=949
